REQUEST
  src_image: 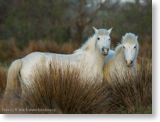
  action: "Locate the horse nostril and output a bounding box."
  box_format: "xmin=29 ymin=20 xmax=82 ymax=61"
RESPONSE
xmin=102 ymin=47 xmax=108 ymax=55
xmin=107 ymin=48 xmax=109 ymax=52
xmin=126 ymin=60 xmax=133 ymax=67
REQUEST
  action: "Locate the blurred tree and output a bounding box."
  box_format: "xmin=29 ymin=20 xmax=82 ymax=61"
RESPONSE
xmin=0 ymin=0 xmax=152 ymax=47
xmin=102 ymin=0 xmax=152 ymax=45
xmin=68 ymin=0 xmax=119 ymax=43
xmin=0 ymin=0 xmax=70 ymax=47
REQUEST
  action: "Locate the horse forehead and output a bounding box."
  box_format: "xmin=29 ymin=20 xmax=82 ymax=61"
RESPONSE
xmin=124 ymin=39 xmax=136 ymax=46
xmin=97 ymin=29 xmax=108 ymax=36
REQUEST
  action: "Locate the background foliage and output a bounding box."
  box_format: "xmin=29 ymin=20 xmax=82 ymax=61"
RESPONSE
xmin=0 ymin=0 xmax=151 ymax=43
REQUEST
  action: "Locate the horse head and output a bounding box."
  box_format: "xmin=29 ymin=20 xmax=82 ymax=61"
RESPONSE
xmin=121 ymin=33 xmax=139 ymax=67
xmin=93 ymin=27 xmax=112 ymax=56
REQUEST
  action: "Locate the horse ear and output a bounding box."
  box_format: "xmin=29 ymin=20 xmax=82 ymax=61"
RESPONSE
xmin=93 ymin=27 xmax=98 ymax=34
xmin=108 ymin=28 xmax=113 ymax=35
xmin=136 ymin=35 xmax=138 ymax=40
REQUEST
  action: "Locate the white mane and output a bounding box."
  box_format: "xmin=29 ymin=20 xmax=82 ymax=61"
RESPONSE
xmin=74 ymin=35 xmax=97 ymax=54
xmin=75 ymin=28 xmax=110 ymax=54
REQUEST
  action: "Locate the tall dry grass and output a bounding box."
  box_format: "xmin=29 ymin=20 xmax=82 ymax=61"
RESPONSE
xmin=26 ymin=40 xmax=78 ymax=54
xmin=105 ymin=60 xmax=152 ymax=113
xmin=0 ymin=65 xmax=7 ymax=113
xmin=0 ymin=66 xmax=7 ymax=94
xmin=20 ymin=63 xmax=115 ymax=114
xmin=0 ymin=58 xmax=152 ymax=114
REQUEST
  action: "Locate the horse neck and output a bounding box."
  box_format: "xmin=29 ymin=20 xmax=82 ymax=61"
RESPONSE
xmin=95 ymin=48 xmax=105 ymax=65
xmin=85 ymin=35 xmax=105 ymax=70
xmin=74 ymin=35 xmax=96 ymax=55
xmin=83 ymin=35 xmax=97 ymax=52
xmin=114 ymin=45 xmax=126 ymax=66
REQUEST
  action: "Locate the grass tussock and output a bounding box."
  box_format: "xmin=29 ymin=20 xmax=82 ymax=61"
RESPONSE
xmin=21 ymin=64 xmax=115 ymax=114
xmin=0 ymin=58 xmax=152 ymax=114
xmin=0 ymin=65 xmax=7 ymax=113
xmin=106 ymin=61 xmax=152 ymax=114
xmin=0 ymin=66 xmax=7 ymax=94
xmin=26 ymin=40 xmax=77 ymax=54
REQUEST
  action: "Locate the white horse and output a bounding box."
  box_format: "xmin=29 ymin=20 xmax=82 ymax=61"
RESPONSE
xmin=5 ymin=27 xmax=112 ymax=95
xmin=103 ymin=33 xmax=139 ymax=83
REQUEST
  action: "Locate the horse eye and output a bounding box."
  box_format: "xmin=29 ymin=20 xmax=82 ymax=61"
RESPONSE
xmin=123 ymin=46 xmax=125 ymax=49
xmin=134 ymin=46 xmax=136 ymax=49
xmin=97 ymin=37 xmax=100 ymax=40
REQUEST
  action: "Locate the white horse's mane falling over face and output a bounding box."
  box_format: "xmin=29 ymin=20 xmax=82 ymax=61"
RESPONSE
xmin=121 ymin=33 xmax=139 ymax=67
xmin=76 ymin=27 xmax=112 ymax=56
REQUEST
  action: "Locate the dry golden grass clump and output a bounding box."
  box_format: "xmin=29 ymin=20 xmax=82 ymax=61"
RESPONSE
xmin=105 ymin=61 xmax=152 ymax=114
xmin=0 ymin=58 xmax=151 ymax=114
xmin=21 ymin=64 xmax=115 ymax=114
xmin=0 ymin=66 xmax=7 ymax=113
xmin=0 ymin=40 xmax=20 ymax=63
xmin=0 ymin=66 xmax=7 ymax=94
xmin=26 ymin=40 xmax=77 ymax=54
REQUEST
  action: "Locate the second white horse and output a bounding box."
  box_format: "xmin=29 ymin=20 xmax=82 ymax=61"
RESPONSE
xmin=104 ymin=33 xmax=139 ymax=83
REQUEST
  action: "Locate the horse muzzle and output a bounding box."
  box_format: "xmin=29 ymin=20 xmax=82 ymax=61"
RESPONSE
xmin=126 ymin=60 xmax=133 ymax=67
xmin=102 ymin=47 xmax=109 ymax=56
